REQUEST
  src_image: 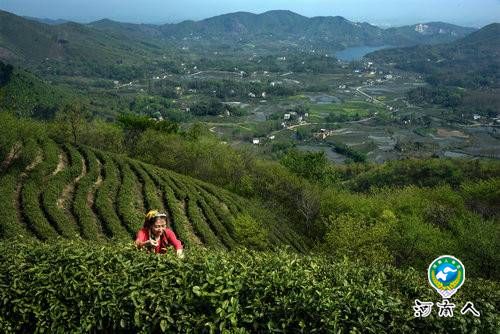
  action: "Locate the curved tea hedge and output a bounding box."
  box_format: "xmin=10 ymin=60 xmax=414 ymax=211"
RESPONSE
xmin=0 ymin=241 xmax=498 ymax=333
xmin=0 ymin=140 xmax=303 ymax=250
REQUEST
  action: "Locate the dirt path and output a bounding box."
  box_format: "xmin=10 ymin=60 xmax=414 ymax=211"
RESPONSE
xmin=52 ymin=152 xmax=68 ymax=175
xmin=1 ymin=142 xmax=22 ymax=172
xmin=57 ymin=156 xmax=87 ymax=209
xmin=129 ymin=163 xmax=148 ymax=215
xmin=179 ymin=199 xmax=203 ymax=246
xmin=15 ymin=152 xmax=43 ymax=228
xmin=87 ymin=158 xmax=103 ymax=206
xmin=130 ymin=164 xmax=145 ymax=216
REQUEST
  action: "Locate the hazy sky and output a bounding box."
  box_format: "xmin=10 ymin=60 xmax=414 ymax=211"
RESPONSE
xmin=1 ymin=0 xmax=499 ymax=27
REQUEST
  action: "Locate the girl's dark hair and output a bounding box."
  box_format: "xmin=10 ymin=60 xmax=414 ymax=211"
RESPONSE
xmin=143 ymin=215 xmax=169 ymax=229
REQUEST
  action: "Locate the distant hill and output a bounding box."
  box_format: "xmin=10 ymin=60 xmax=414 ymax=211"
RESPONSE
xmin=158 ymin=11 xmax=380 ymax=52
xmin=88 ymin=19 xmax=168 ymax=45
xmin=367 ymin=23 xmax=500 ymax=88
xmin=0 ymin=10 xmax=162 ymax=79
xmin=0 ymin=62 xmax=74 ymax=117
xmin=23 ymin=16 xmax=69 ymax=25
xmin=85 ymin=10 xmax=478 ymax=52
xmin=383 ymin=22 xmax=476 ymax=45
xmin=0 ymin=9 xmax=479 ymax=79
xmin=158 ymin=11 xmax=475 ymax=49
xmin=153 ymin=11 xmax=475 ymax=52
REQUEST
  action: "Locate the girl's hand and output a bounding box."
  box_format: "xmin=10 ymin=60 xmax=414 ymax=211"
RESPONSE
xmin=176 ymin=249 xmax=185 ymax=259
xmin=143 ymin=239 xmax=158 ymax=248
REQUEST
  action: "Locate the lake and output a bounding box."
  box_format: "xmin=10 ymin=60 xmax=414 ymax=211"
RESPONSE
xmin=335 ymin=45 xmax=392 ymax=62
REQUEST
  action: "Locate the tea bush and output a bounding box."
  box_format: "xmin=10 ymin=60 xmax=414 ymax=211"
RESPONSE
xmin=72 ymin=147 xmax=106 ymax=240
xmin=41 ymin=144 xmax=82 ymax=238
xmin=93 ymin=150 xmax=130 ymax=240
xmin=0 ymin=241 xmax=498 ymax=333
xmin=320 ymin=186 xmax=500 ymax=279
xmin=20 ymin=139 xmax=60 ymax=240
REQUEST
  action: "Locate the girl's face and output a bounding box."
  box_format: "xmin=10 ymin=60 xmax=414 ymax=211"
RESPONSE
xmin=151 ymin=217 xmax=167 ymax=237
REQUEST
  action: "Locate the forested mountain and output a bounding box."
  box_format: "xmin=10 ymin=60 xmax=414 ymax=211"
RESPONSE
xmin=0 ymin=9 xmax=476 ymax=75
xmin=159 ymin=10 xmax=386 ymax=48
xmin=159 ymin=10 xmax=475 ymax=48
xmin=383 ymin=22 xmax=476 ymax=45
xmin=0 ymin=10 xmax=163 ymax=78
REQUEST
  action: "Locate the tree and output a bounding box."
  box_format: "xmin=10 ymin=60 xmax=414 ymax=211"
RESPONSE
xmin=118 ymin=113 xmax=178 ymax=149
xmin=280 ymin=149 xmax=329 ymax=182
xmin=55 ymin=103 xmax=90 ymax=144
xmin=190 ymin=98 xmax=226 ymax=116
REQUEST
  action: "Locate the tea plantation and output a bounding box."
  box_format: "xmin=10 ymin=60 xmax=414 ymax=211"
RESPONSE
xmin=0 ymin=241 xmax=498 ymax=333
xmin=0 ymin=137 xmax=305 ymax=251
xmin=0 ymin=116 xmax=498 ymax=332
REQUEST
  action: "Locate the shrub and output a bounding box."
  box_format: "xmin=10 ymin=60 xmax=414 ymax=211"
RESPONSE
xmin=232 ymin=214 xmax=269 ymax=250
xmin=323 ymin=213 xmax=393 ymax=265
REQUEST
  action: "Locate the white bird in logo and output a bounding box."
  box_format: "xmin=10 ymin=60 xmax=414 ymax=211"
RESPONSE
xmin=436 ymin=266 xmax=458 ymax=282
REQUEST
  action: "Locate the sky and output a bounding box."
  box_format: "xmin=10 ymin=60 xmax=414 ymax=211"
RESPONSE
xmin=1 ymin=0 xmax=499 ymax=27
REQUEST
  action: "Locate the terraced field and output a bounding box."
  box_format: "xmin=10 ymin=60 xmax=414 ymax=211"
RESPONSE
xmin=0 ymin=138 xmax=306 ymax=251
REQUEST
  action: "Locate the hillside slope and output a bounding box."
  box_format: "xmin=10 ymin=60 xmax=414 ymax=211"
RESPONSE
xmin=0 ymin=136 xmax=307 ymax=251
xmin=0 ymin=10 xmax=161 ymax=78
xmin=0 ymin=62 xmax=74 ymax=117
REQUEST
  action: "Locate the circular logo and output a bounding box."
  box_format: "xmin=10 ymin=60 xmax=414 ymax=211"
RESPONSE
xmin=428 ymin=255 xmax=465 ymax=298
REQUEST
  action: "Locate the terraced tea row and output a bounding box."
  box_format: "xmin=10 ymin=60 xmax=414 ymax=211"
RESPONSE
xmin=0 ymin=140 xmax=305 ymax=250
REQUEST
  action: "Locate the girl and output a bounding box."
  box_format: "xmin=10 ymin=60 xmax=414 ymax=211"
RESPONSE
xmin=135 ymin=210 xmax=184 ymax=258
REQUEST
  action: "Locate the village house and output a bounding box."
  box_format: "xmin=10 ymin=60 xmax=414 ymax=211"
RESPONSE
xmin=314 ymin=128 xmax=335 ymax=140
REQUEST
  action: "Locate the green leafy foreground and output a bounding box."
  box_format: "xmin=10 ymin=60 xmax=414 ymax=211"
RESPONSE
xmin=0 ymin=241 xmax=498 ymax=333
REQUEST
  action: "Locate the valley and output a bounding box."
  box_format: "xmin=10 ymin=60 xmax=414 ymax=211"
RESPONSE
xmin=48 ymin=50 xmax=498 ymax=164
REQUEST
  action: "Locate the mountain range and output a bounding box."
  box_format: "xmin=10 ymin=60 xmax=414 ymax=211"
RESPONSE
xmin=4 ymin=9 xmax=477 ymax=55
xmin=91 ymin=10 xmax=476 ymax=50
xmin=0 ymin=9 xmax=487 ymax=79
